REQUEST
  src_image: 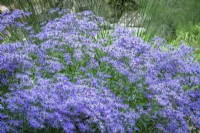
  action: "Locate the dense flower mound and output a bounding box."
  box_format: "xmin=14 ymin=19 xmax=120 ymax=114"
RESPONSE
xmin=0 ymin=42 xmax=34 ymax=91
xmin=0 ymin=9 xmax=200 ymax=133
xmin=102 ymin=30 xmax=200 ymax=132
xmin=4 ymin=75 xmax=139 ymax=133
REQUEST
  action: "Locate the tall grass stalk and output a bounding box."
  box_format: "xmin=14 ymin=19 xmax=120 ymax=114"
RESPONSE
xmin=135 ymin=0 xmax=200 ymax=41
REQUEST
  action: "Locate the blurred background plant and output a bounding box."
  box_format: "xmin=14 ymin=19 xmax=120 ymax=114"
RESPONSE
xmin=170 ymin=23 xmax=200 ymax=61
xmin=135 ymin=0 xmax=200 ymax=40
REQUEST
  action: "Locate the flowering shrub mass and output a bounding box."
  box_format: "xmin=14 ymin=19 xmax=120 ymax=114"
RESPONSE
xmin=0 ymin=9 xmax=200 ymax=133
